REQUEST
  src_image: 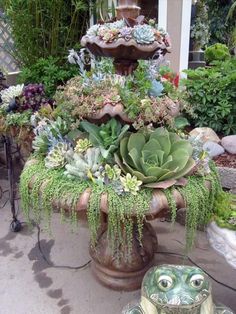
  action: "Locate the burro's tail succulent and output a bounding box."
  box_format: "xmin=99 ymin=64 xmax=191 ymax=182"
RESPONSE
xmin=115 ymin=128 xmax=195 ymax=188
xmin=64 ymin=147 xmax=102 ymax=182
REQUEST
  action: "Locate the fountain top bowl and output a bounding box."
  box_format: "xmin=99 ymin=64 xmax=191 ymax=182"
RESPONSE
xmin=81 ymin=1 xmax=171 ymax=75
xmin=118 ymin=0 xmax=139 ymax=6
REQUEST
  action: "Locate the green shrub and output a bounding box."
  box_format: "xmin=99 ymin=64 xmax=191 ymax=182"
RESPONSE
xmin=0 ymin=0 xmax=89 ymax=66
xmin=18 ymin=57 xmax=78 ymax=97
xmin=206 ymin=0 xmax=233 ymax=46
xmin=183 ymin=59 xmax=236 ymax=135
xmin=205 ymin=43 xmax=230 ymax=64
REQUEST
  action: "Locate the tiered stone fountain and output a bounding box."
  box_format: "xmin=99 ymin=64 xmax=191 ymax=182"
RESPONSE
xmin=17 ymin=0 xmax=218 ymax=290
xmin=24 ymin=0 xmax=211 ymax=292
xmin=81 ymin=0 xmax=182 ymax=291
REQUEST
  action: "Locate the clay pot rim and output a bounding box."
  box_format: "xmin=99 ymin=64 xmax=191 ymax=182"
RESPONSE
xmin=25 ymin=159 xmax=212 ymax=221
xmin=81 ymin=36 xmax=171 ymax=53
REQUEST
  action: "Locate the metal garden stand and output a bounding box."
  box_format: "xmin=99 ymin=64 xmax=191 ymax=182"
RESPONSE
xmin=0 ymin=135 xmax=22 ymax=232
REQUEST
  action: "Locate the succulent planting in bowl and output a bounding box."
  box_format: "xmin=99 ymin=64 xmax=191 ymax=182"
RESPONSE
xmin=54 ymin=59 xmax=180 ymax=129
xmin=81 ymin=18 xmax=171 ymax=75
xmin=83 ymin=19 xmax=171 ymax=49
xmin=115 ymin=128 xmax=195 ymax=188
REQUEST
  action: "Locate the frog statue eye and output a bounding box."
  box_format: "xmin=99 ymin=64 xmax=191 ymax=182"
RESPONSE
xmin=158 ymin=275 xmax=173 ymax=291
xmin=190 ymin=274 xmax=204 ymax=289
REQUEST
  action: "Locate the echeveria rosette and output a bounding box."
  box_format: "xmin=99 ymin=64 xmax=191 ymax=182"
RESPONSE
xmin=45 ymin=142 xmax=71 ymax=170
xmin=115 ymin=128 xmax=195 ymax=189
xmin=119 ymin=27 xmax=133 ymax=41
xmin=87 ymin=24 xmax=100 ymax=37
xmin=84 ymin=20 xmax=170 ymax=47
xmin=133 ymin=24 xmax=155 ymax=45
xmin=120 ymin=173 xmax=142 ymax=195
xmin=103 ymin=164 xmax=121 ymax=181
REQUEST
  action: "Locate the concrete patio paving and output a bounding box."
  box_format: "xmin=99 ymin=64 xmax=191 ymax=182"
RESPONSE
xmin=0 ymin=175 xmax=236 ymax=314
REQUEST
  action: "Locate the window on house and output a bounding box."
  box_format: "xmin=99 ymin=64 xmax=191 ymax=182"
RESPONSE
xmin=138 ymin=0 xmax=158 ymax=19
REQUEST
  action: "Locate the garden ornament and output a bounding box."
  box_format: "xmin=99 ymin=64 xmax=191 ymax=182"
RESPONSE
xmin=123 ymin=265 xmax=234 ymax=314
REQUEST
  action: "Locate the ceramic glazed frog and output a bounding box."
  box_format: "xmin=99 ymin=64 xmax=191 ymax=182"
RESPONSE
xmin=123 ymin=265 xmax=234 ymax=314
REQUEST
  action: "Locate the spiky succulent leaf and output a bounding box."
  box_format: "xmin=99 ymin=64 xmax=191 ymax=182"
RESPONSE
xmin=115 ymin=127 xmax=195 ymax=187
xmin=80 ymin=118 xmax=129 ymax=158
xmin=79 ymin=121 xmax=103 ymax=146
xmin=50 ymin=117 xmax=69 ymax=136
xmin=33 ymin=117 xmax=68 ymax=154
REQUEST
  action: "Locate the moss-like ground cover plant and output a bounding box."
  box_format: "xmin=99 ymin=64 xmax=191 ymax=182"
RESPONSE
xmin=213 ymin=191 xmax=236 ymax=231
xmin=19 ymin=112 xmax=223 ymax=253
xmin=20 ymin=155 xmax=222 ymax=252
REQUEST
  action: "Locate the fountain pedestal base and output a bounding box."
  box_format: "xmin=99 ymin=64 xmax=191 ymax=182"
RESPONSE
xmin=90 ymin=222 xmax=157 ymax=291
xmin=114 ymin=58 xmax=139 ymax=76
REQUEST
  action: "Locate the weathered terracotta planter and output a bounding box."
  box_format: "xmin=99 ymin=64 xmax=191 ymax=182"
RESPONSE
xmin=87 ymin=98 xmax=180 ymax=124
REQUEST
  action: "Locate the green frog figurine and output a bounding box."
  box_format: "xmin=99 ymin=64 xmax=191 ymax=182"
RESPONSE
xmin=123 ymin=265 xmax=234 ymax=314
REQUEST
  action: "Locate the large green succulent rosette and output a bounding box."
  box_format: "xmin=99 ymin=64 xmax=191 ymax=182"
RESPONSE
xmin=115 ymin=128 xmax=195 ymax=188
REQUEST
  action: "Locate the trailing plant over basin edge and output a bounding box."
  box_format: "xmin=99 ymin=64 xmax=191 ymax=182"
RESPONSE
xmin=19 ymin=158 xmax=222 ymax=252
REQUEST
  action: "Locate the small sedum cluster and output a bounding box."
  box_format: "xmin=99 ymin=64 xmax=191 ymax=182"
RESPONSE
xmin=74 ymin=138 xmax=92 ymax=153
xmin=120 ymin=173 xmax=142 ymax=195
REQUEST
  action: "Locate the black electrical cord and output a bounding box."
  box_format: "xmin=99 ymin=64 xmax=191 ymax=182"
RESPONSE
xmin=0 ymin=182 xmax=91 ymax=269
xmin=14 ymin=221 xmax=236 ymax=289
xmin=35 ymin=221 xmax=236 ymax=290
xmin=23 ymin=221 xmax=91 ymax=270
xmin=156 ymin=251 xmax=236 ymax=292
xmin=4 ymin=190 xmax=235 ymax=290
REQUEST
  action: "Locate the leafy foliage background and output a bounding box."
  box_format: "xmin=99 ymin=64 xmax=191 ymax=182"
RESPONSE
xmin=0 ymin=0 xmax=90 ymax=66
